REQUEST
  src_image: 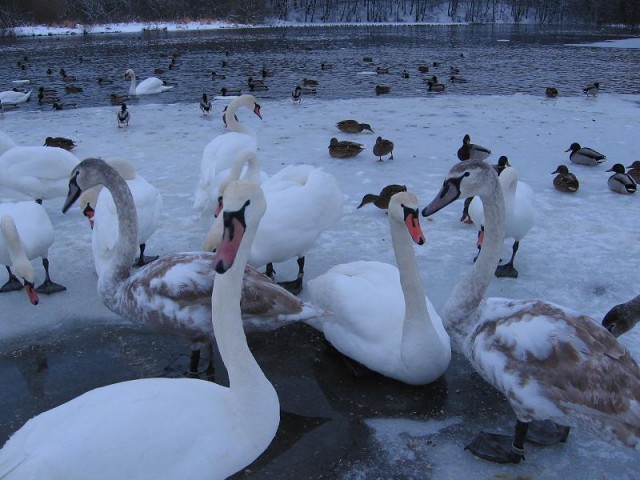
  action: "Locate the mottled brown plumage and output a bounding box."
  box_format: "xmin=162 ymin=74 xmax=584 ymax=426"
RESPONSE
xmin=43 ymin=136 xmax=76 ymax=151
xmin=328 ymin=137 xmax=364 ymax=159
xmin=373 ymin=136 xmax=394 ymax=161
xmin=336 ymin=119 xmax=374 ymax=134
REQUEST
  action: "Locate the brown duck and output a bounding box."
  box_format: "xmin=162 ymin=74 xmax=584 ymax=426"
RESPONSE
xmin=336 ymin=119 xmax=374 ymax=134
xmin=328 ymin=138 xmax=364 ymax=159
xmin=43 ymin=136 xmax=76 ymax=151
xmin=357 ymin=184 xmax=407 ymax=209
xmin=373 ymin=136 xmax=394 ymax=161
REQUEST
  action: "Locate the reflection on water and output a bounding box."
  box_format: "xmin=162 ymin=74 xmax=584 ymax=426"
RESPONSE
xmin=1 ymin=24 xmax=639 ymax=113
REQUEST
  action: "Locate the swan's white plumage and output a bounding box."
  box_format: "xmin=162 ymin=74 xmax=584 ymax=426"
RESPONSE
xmin=468 ymin=166 xmax=534 ymax=269
xmin=124 ymin=68 xmax=173 ymax=96
xmin=0 ymin=145 xmax=79 ymax=201
xmin=0 ymin=89 xmax=31 ymax=105
xmin=0 ymin=202 xmax=54 ymax=270
xmin=250 ymin=164 xmax=344 ymax=269
xmin=307 ymin=192 xmax=450 ymax=385
xmin=193 ymin=95 xmax=261 ymax=212
xmin=0 ymin=177 xmax=279 ymax=480
xmin=424 ymin=159 xmax=640 ymax=451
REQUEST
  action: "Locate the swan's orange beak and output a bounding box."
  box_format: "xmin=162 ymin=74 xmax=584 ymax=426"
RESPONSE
xmin=404 ymin=208 xmax=426 ymax=245
xmin=24 ymin=281 xmax=39 ymax=305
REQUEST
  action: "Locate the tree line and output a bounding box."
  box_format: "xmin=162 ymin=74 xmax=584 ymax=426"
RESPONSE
xmin=1 ymin=0 xmax=638 ymax=31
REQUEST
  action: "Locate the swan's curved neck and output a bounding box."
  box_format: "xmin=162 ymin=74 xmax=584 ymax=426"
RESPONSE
xmin=95 ymin=166 xmax=138 ymax=299
xmin=389 ymin=216 xmax=438 ymax=352
xmin=212 ymin=215 xmax=269 ymax=392
xmin=128 ymin=72 xmax=137 ymax=96
xmin=443 ymin=182 xmax=505 ymax=350
xmin=225 ymin=97 xmax=255 ymax=138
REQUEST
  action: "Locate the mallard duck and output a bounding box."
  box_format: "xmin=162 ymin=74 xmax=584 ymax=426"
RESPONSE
xmin=450 ymin=75 xmax=468 ymax=83
xmin=565 ymin=142 xmax=606 ymax=166
xmin=375 ymin=84 xmax=390 ymax=95
xmin=418 ymin=65 xmax=429 ymax=73
xmin=320 ymin=63 xmax=333 ymax=70
xmin=373 ymin=136 xmax=394 ymax=161
xmin=583 ymin=82 xmax=600 ymax=96
xmin=261 ymin=66 xmax=274 ymax=77
xmin=551 ymin=165 xmax=579 ymax=192
xmin=450 ymin=66 xmax=460 ymax=74
xmin=432 ymin=61 xmax=442 ymax=67
xmin=200 ymin=93 xmax=212 ymax=115
xmin=626 ymin=161 xmax=640 ymax=183
xmin=363 ymin=56 xmax=373 ymax=62
xmin=291 ymin=86 xmax=302 ymax=104
xmin=357 ymin=184 xmax=407 ymax=209
xmin=64 ymin=84 xmax=83 ymax=94
xmin=457 ymin=134 xmax=491 ymax=161
xmin=117 ymin=103 xmax=130 ymax=128
xmin=220 ymin=87 xmax=241 ymax=96
xmin=97 ymin=77 xmax=113 ymax=85
xmin=336 ymin=120 xmax=374 ymax=134
xmin=427 ymin=80 xmax=445 ymax=93
xmin=303 ymin=78 xmax=319 ymax=87
xmin=109 ymin=93 xmax=128 ymax=105
xmin=545 ymin=87 xmax=559 ymax=97
xmin=210 ymin=71 xmax=226 ymax=80
xmin=602 ymin=294 xmax=640 ymax=337
xmin=401 ymin=69 xmax=410 ymax=79
xmin=376 ymin=66 xmax=389 ymax=74
xmin=607 ymin=163 xmax=637 ymax=194
xmin=493 ymin=155 xmax=511 ymax=175
xmin=51 ymin=102 xmax=77 ymax=111
xmin=37 ymin=93 xmax=60 ymax=105
xmin=248 ymin=77 xmax=268 ymax=91
xmin=328 ymin=138 xmax=364 ymax=159
xmin=43 ymin=137 xmax=76 ymax=151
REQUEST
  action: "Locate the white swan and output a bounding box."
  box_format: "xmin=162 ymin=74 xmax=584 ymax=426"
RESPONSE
xmin=63 ymin=158 xmax=323 ymax=374
xmin=306 ymin=190 xmax=451 ymax=385
xmin=0 ymin=214 xmax=39 ymax=304
xmin=468 ymin=165 xmax=535 ymax=277
xmin=0 ymin=89 xmax=32 ymax=105
xmin=422 ymin=159 xmax=640 ymax=463
xmin=0 ymin=177 xmax=279 ymax=479
xmin=124 ymin=68 xmax=173 ymax=96
xmin=78 ymin=158 xmax=162 ymax=276
xmin=193 ymin=95 xmax=263 ymax=212
xmin=0 ymin=131 xmax=18 ymax=156
xmin=0 ymin=201 xmax=65 ymax=295
xmin=0 ymin=143 xmax=79 ymax=203
xmin=205 ymin=150 xmax=344 ymax=294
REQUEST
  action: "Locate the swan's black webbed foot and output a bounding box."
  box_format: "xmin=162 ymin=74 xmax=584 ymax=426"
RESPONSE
xmin=465 ymin=432 xmax=525 ymax=464
xmin=135 ymin=244 xmax=159 ymax=267
xmin=495 ymin=263 xmax=518 ymax=278
xmin=526 ymin=420 xmax=570 ymax=445
xmin=0 ymin=275 xmax=23 ymax=293
xmin=35 ymin=279 xmax=66 ymax=294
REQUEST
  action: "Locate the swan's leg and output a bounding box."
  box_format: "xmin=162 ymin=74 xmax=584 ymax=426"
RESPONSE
xmin=0 ymin=266 xmax=22 ymax=293
xmin=265 ymin=262 xmax=276 ymax=279
xmin=188 ymin=348 xmax=201 ymax=377
xmin=460 ymin=197 xmax=473 ymax=223
xmin=35 ymin=258 xmax=66 ymax=294
xmin=135 ymin=243 xmax=159 ymax=267
xmin=278 ymin=256 xmax=304 ymax=295
xmin=465 ymin=420 xmax=527 ymax=464
xmin=495 ymin=241 xmax=520 ymax=278
xmin=35 ymin=199 xmax=43 ymax=205
xmin=204 ymin=343 xmax=216 ymax=381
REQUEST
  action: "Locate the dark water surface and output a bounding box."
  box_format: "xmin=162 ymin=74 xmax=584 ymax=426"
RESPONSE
xmin=1 ymin=24 xmax=639 ymax=112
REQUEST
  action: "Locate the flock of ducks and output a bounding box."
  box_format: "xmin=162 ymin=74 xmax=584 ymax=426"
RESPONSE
xmin=0 ymin=51 xmax=638 ymax=476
